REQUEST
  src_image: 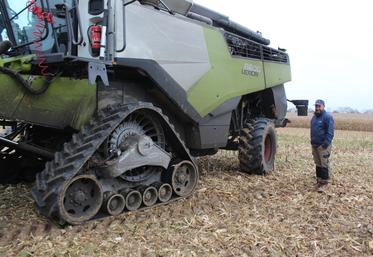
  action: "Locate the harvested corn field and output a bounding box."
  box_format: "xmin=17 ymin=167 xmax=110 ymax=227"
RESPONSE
xmin=287 ymin=112 xmax=373 ymax=132
xmin=1 ymin=127 xmax=372 ymax=257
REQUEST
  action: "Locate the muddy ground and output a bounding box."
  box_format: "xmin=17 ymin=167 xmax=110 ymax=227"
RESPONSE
xmin=0 ymin=128 xmax=372 ymax=257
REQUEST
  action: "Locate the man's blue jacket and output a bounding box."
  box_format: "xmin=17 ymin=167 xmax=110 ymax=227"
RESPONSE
xmin=310 ymin=111 xmax=334 ymax=148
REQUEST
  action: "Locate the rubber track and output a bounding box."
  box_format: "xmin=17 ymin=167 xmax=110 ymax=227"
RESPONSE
xmin=32 ymin=103 xmax=198 ymax=225
xmin=238 ymin=118 xmax=274 ymax=175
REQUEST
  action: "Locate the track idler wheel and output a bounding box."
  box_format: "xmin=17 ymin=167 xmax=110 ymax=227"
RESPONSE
xmin=142 ymin=186 xmax=158 ymax=207
xmin=158 ymin=183 xmax=172 ymax=202
xmin=104 ymin=193 xmax=125 ymax=216
xmin=123 ymin=190 xmax=142 ymax=211
xmin=170 ymin=161 xmax=198 ymax=197
xmin=58 ymin=175 xmax=103 ymax=225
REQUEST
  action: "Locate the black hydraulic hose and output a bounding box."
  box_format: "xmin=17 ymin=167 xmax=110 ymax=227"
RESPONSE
xmin=0 ymin=66 xmax=58 ymax=95
xmin=0 ymin=136 xmax=54 ymax=159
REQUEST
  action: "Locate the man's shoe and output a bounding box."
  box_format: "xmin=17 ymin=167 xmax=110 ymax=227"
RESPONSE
xmin=317 ymin=180 xmax=329 ymax=193
xmin=314 ymin=179 xmax=321 ymax=191
xmin=317 ymin=184 xmax=326 ymax=193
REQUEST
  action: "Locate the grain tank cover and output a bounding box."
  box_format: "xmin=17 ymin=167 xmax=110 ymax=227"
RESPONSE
xmin=141 ymin=0 xmax=193 ymax=15
xmin=190 ymin=3 xmax=271 ymax=45
xmin=162 ymin=0 xmax=193 ymax=15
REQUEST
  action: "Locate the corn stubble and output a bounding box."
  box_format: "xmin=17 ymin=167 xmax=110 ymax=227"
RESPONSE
xmin=1 ymin=121 xmax=372 ymax=257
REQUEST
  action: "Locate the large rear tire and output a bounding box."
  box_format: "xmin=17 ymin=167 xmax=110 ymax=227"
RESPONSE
xmin=238 ymin=118 xmax=277 ymax=175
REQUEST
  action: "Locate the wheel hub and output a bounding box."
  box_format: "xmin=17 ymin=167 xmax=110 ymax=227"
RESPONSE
xmin=110 ymin=198 xmax=120 ymax=209
xmin=158 ymin=183 xmax=172 ymax=203
xmin=144 ymin=191 xmax=151 ymax=201
xmin=142 ymin=186 xmax=158 ymax=207
xmin=176 ymin=173 xmax=187 ymax=184
xmin=107 ymin=112 xmax=166 ymax=183
xmin=73 ymin=190 xmax=87 ymax=205
xmin=160 ymin=188 xmax=166 ymax=195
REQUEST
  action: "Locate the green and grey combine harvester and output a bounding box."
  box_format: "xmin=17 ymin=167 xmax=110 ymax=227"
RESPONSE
xmin=0 ymin=0 xmax=308 ymax=225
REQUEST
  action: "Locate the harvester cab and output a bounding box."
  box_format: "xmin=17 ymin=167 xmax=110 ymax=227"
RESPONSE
xmin=1 ymin=0 xmax=64 ymax=54
xmin=0 ymin=0 xmax=308 ymax=225
xmin=0 ymin=0 xmax=128 ymax=86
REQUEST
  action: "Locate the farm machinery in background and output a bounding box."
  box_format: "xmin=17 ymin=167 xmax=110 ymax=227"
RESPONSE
xmin=0 ymin=0 xmax=308 ymax=225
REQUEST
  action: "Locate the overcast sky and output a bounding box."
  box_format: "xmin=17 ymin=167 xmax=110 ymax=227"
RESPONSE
xmin=195 ymin=0 xmax=373 ymax=111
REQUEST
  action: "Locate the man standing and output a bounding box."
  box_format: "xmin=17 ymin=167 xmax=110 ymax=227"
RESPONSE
xmin=311 ymin=99 xmax=334 ymax=192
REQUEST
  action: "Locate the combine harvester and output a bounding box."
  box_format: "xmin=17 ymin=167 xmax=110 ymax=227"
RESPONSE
xmin=0 ymin=0 xmax=307 ymax=225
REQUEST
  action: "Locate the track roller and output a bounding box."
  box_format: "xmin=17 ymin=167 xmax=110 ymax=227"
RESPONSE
xmin=158 ymin=183 xmax=172 ymax=202
xmin=141 ymin=186 xmax=158 ymax=207
xmin=123 ymin=190 xmax=142 ymax=211
xmin=104 ymin=194 xmax=125 ymax=216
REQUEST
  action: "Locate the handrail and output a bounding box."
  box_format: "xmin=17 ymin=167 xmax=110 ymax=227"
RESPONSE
xmin=115 ymin=0 xmax=127 ymax=53
xmin=65 ymin=0 xmax=84 ymax=46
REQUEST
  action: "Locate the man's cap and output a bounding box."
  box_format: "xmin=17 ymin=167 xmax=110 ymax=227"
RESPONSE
xmin=315 ymin=99 xmax=325 ymax=106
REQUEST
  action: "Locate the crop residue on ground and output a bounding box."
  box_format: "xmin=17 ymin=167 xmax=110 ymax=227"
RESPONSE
xmin=0 ymin=127 xmax=372 ymax=257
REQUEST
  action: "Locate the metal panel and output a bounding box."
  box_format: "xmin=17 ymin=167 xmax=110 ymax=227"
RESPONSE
xmin=161 ymin=0 xmax=193 ymax=15
xmin=0 ymin=77 xmax=96 ymax=130
xmin=117 ymin=3 xmax=211 ymax=91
